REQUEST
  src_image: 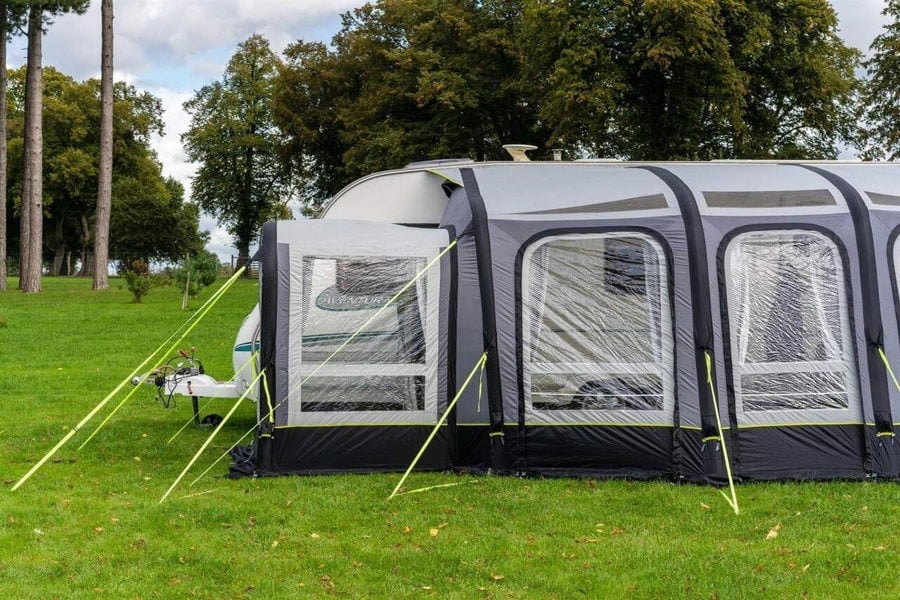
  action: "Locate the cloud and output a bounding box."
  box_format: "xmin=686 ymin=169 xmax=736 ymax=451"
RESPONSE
xmin=10 ymin=0 xmax=364 ymax=85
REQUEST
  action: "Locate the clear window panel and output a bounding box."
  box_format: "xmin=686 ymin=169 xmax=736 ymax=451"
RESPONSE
xmin=523 ymin=234 xmax=673 ymax=414
xmin=725 ymin=232 xmax=858 ymax=413
xmin=299 ymin=255 xmax=427 ymax=412
xmin=299 ymin=376 xmax=425 ymax=412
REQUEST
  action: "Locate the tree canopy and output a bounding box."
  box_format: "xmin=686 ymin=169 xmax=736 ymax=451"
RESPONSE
xmin=860 ymin=0 xmax=900 ymax=161
xmin=182 ymin=34 xmax=292 ymax=263
xmin=4 ymin=66 xmax=204 ymax=274
xmin=270 ymin=0 xmax=861 ymax=211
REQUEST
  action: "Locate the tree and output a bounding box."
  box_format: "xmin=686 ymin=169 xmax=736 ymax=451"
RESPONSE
xmin=860 ymin=0 xmax=900 ymax=161
xmin=526 ymin=0 xmax=859 ymax=160
xmin=17 ymin=0 xmax=89 ymax=292
xmin=5 ymin=67 xmax=198 ymax=273
xmin=0 ymin=2 xmax=26 ymax=290
xmin=182 ymin=34 xmax=291 ymax=269
xmin=110 ymin=174 xmax=207 ymax=266
xmin=92 ymin=0 xmax=113 ymax=289
xmin=18 ymin=4 xmax=42 ymax=292
xmin=273 ymin=0 xmax=861 ymax=204
xmin=273 ymin=0 xmax=548 ymax=208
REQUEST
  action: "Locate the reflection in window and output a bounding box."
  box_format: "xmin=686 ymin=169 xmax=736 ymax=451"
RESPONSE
xmin=725 ymin=232 xmax=858 ymax=412
xmin=523 ymin=234 xmax=674 ymax=413
xmin=299 ymin=255 xmax=426 ymax=411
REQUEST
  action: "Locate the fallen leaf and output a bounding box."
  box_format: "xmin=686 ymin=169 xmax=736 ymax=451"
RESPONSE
xmin=753 ymin=564 xmax=765 ymax=573
xmin=403 ymin=526 xmax=412 ymax=535
xmin=438 ymin=522 xmax=449 ymax=529
xmin=802 ymin=564 xmax=810 ymax=572
xmin=33 ymin=528 xmax=43 ymax=536
xmin=610 ymin=527 xmax=623 ymax=536
xmin=133 ymin=456 xmax=141 ymax=462
xmin=491 ymin=573 xmax=504 ymax=581
xmin=765 ymin=524 xmax=781 ymax=540
xmin=429 ymin=528 xmax=439 ymax=538
xmin=422 ymin=586 xmax=432 ymax=590
xmin=271 ymin=540 xmax=279 ymax=548
xmin=310 ymin=532 xmax=320 ymax=539
xmin=874 ymin=545 xmax=886 ymax=551
xmin=700 ymin=502 xmax=711 ymax=511
xmin=95 ymin=527 xmax=104 ymax=533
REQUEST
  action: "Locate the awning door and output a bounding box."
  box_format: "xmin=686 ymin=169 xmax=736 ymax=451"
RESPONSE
xmin=274 ymin=220 xmax=449 ymax=427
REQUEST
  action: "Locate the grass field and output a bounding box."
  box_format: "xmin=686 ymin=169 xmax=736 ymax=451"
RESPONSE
xmin=1 ymin=277 xmax=897 ymax=598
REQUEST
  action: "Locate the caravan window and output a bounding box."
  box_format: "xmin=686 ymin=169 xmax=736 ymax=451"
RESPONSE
xmin=294 ymin=255 xmax=431 ymax=415
xmin=522 ymin=233 xmax=675 ymax=423
xmin=724 ymin=231 xmax=860 ymax=419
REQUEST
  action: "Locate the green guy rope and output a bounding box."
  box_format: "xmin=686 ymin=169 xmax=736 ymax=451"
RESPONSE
xmin=388 ymin=352 xmax=487 ymax=500
xmin=159 ymin=368 xmax=266 ymax=504
xmin=705 ymin=351 xmax=740 ymax=515
xmin=187 ymin=358 xmax=274 ymax=487
xmin=77 ymin=268 xmax=247 ymax=450
xmin=878 ymin=346 xmax=900 ymax=392
xmin=10 ymin=267 xmax=246 ymax=492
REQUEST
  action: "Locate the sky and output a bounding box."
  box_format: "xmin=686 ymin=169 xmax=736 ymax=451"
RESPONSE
xmin=6 ymin=0 xmax=892 ymax=261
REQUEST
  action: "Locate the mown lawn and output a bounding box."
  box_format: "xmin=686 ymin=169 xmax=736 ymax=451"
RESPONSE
xmin=0 ymin=277 xmax=897 ymax=598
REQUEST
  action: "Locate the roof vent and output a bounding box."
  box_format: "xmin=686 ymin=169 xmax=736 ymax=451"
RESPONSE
xmin=503 ymin=144 xmax=537 ymax=162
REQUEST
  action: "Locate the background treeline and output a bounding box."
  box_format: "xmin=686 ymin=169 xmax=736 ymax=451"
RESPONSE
xmin=186 ymin=0 xmax=896 ymax=232
xmin=3 ymin=66 xmax=205 ymax=276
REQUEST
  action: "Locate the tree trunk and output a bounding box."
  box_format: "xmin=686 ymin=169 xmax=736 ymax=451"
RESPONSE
xmin=50 ymin=217 xmax=65 ymax=276
xmin=20 ymin=6 xmax=43 ymax=293
xmin=79 ymin=212 xmax=93 ymax=276
xmin=92 ymin=0 xmax=113 ymax=290
xmin=51 ymin=248 xmax=64 ymax=276
xmin=237 ymin=233 xmax=251 ymax=277
xmin=0 ymin=0 xmax=8 ymax=292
